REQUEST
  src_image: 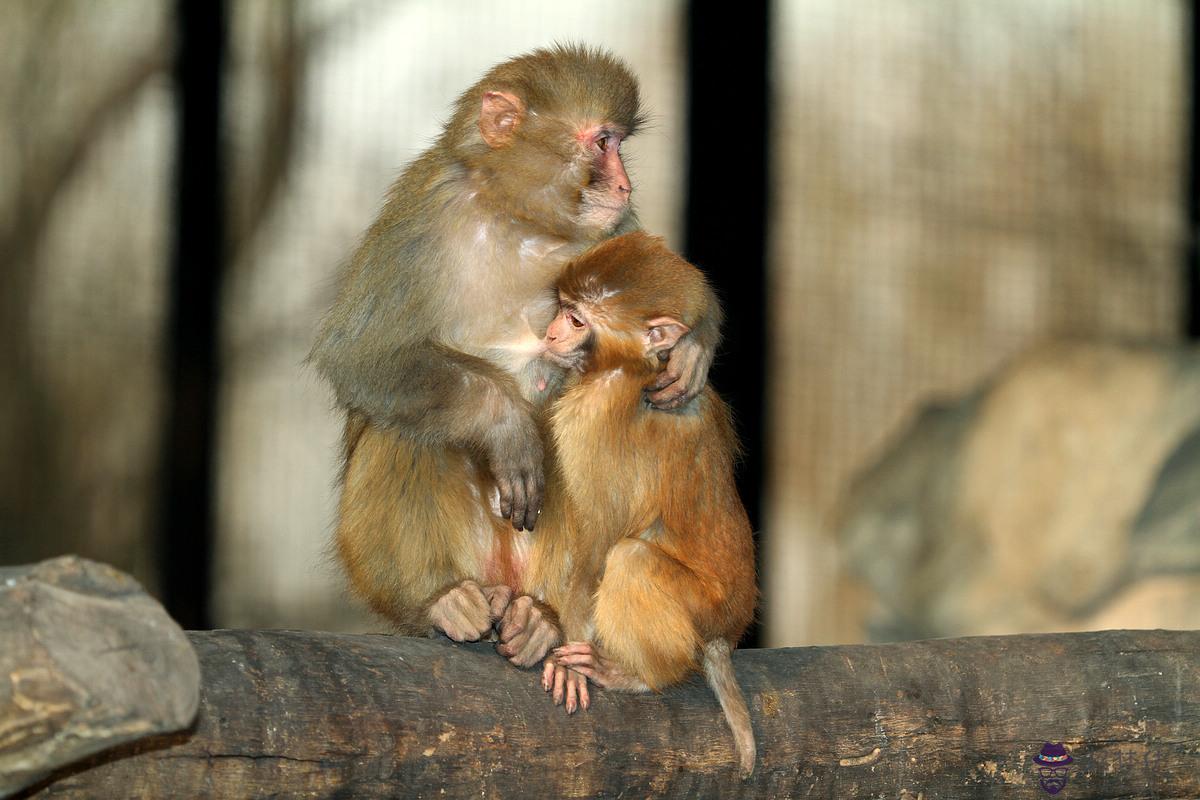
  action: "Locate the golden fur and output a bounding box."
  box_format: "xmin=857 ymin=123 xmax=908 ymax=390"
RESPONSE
xmin=526 ymin=232 xmax=757 ymax=772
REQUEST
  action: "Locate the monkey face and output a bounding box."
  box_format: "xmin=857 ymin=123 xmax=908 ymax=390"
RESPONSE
xmin=543 ymin=302 xmax=592 ymax=370
xmin=573 ymin=125 xmax=632 ymax=232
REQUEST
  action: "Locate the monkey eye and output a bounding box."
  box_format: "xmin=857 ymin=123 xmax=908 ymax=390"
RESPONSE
xmin=567 ymin=311 xmax=585 ymax=328
xmin=595 ymin=134 xmax=610 ymax=153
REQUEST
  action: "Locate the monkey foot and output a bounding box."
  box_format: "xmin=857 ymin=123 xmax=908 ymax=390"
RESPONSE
xmin=430 ymin=580 xmax=511 ymax=642
xmin=497 ymin=594 xmax=562 ymax=667
xmin=542 ymin=656 xmax=590 ymax=714
xmin=552 ymin=641 xmax=645 ymax=691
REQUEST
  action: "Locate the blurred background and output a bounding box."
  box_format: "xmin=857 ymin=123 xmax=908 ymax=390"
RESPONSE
xmin=1 ymin=0 xmax=1196 ymax=647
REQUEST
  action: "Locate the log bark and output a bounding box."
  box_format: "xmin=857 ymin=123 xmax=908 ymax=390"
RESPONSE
xmin=18 ymin=628 xmax=1200 ymax=799
xmin=0 ymin=557 xmax=199 ymax=798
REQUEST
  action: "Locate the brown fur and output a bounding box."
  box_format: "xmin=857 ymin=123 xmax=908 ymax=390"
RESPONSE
xmin=311 ymin=47 xmax=654 ymax=638
xmin=528 ymin=232 xmax=758 ymax=774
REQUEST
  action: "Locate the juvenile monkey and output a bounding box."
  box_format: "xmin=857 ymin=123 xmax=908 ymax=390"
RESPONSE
xmin=528 ymin=232 xmax=757 ymax=775
xmin=310 ymin=47 xmax=720 ymax=662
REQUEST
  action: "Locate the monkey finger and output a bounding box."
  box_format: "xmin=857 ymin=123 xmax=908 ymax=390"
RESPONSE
xmin=647 ymin=392 xmax=685 ymax=410
xmin=522 ymin=474 xmax=541 ymax=531
xmin=499 ymin=624 xmax=532 ymax=655
xmin=496 ymin=478 xmax=514 ymax=519
xmin=646 ymin=369 xmax=681 ymax=392
xmin=466 ymin=620 xmax=493 ymax=640
xmin=431 ymin=588 xmax=479 ymax=640
xmin=510 ymin=481 xmax=528 ymax=531
xmin=498 ymin=627 xmax=529 ymax=658
xmin=553 ymin=642 xmax=594 ymax=658
xmin=437 ymin=605 xmax=477 ymax=642
xmin=528 ymin=621 xmax=563 ymax=661
xmin=458 ymin=583 xmax=491 ymax=633
xmin=510 ymin=624 xmax=558 ymax=667
xmin=483 ymin=584 xmax=514 ymax=621
xmin=566 ymin=664 xmax=599 ymax=682
xmin=645 ymin=379 xmax=688 ymax=409
xmin=555 ymin=652 xmax=595 ymax=668
xmin=565 ymin=673 xmax=579 ymax=714
xmin=541 ymin=658 xmax=556 ymax=692
xmin=578 ymin=675 xmax=591 ymax=710
xmin=552 ymin=663 xmax=567 ymax=705
xmin=565 ymin=671 xmax=590 ymax=712
xmin=499 ymin=596 xmax=532 ymax=642
xmin=681 ymin=363 xmax=708 ymax=401
xmin=457 ymin=606 xmax=491 ymax=638
xmin=461 ymin=579 xmax=487 ymax=607
xmin=498 ymin=633 xmax=529 ymax=659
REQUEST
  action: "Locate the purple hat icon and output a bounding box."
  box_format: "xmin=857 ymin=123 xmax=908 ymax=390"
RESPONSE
xmin=1034 ymin=743 xmax=1074 ymax=766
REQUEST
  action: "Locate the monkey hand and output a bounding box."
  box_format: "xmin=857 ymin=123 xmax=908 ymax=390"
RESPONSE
xmin=429 ymin=580 xmax=511 ymax=642
xmin=645 ymin=334 xmax=712 ymax=410
xmin=482 ymin=414 xmax=544 ymax=531
xmin=542 ymin=655 xmax=591 ymax=714
xmin=497 ymin=594 xmax=562 ymax=667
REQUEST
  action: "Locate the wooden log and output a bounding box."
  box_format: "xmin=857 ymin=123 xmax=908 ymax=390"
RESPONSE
xmin=18 ymin=628 xmax=1200 ymax=798
xmin=0 ymin=557 xmax=199 ymax=798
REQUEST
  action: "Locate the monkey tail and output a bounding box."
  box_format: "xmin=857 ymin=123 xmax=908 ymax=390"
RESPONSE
xmin=702 ymin=638 xmax=756 ymax=777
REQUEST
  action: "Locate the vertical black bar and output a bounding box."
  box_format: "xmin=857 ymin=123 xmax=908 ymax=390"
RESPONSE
xmin=1187 ymin=0 xmax=1199 ymax=339
xmin=684 ymin=3 xmax=771 ymax=645
xmin=160 ymin=1 xmax=226 ymax=629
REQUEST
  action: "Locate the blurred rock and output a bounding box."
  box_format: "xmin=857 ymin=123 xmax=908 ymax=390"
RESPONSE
xmin=840 ymin=342 xmax=1200 ymax=641
xmin=0 ymin=556 xmax=199 ymax=798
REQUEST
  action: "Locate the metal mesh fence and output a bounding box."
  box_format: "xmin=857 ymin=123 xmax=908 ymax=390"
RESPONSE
xmin=766 ymin=0 xmax=1186 ymax=645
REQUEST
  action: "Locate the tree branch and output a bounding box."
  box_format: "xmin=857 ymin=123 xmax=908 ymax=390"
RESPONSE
xmin=19 ymin=628 xmax=1200 ymax=799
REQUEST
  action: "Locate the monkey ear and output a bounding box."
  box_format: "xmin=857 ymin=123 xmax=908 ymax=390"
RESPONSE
xmin=644 ymin=317 xmax=690 ymax=354
xmin=479 ymin=91 xmax=525 ymax=148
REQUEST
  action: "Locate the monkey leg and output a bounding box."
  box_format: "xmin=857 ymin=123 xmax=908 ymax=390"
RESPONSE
xmin=543 ymin=538 xmax=706 ymax=713
xmin=589 ymin=538 xmax=705 ymax=690
xmin=337 ymin=422 xmax=503 ymax=636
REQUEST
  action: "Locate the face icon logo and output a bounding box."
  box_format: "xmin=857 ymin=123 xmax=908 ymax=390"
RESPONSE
xmin=1034 ymin=742 xmax=1074 ymax=795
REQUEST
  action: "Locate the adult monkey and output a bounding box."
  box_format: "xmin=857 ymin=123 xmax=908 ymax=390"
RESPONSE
xmin=311 ymin=46 xmax=720 ymax=666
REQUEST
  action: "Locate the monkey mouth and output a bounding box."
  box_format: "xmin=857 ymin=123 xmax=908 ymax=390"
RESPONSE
xmin=542 ymin=347 xmax=586 ymax=371
xmin=585 ymin=194 xmax=631 ymax=210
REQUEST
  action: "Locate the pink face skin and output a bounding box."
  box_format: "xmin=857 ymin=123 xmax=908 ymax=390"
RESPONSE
xmin=580 ymin=126 xmax=631 ymax=209
xmin=542 ymin=300 xmax=690 ymax=373
xmin=543 ymin=304 xmax=590 ymax=370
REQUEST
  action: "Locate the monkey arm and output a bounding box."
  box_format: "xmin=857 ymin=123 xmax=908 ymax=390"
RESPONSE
xmin=645 ymin=280 xmax=723 ymax=409
xmin=313 ymin=326 xmax=525 ymax=440
xmin=313 ymin=331 xmax=544 ymax=531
